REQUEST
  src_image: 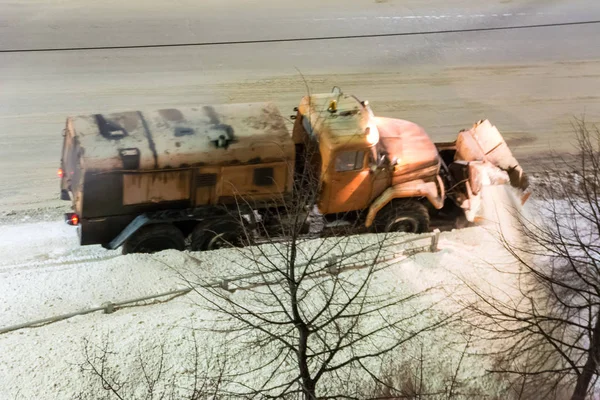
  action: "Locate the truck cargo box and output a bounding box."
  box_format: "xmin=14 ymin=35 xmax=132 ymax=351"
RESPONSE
xmin=59 ymin=102 xmax=295 ymax=245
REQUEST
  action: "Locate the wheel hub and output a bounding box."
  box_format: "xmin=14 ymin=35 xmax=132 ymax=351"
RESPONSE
xmin=207 ymin=232 xmax=234 ymax=250
xmin=386 ymin=216 xmax=418 ymax=233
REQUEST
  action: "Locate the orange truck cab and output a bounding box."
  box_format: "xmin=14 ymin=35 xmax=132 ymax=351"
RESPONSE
xmin=292 ymin=89 xmax=529 ymax=232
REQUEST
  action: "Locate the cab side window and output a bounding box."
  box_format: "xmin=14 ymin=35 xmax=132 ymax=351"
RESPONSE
xmin=335 ymin=150 xmax=365 ymax=172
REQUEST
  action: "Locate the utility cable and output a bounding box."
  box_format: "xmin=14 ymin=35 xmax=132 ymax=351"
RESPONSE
xmin=1 ymin=19 xmax=599 ymax=54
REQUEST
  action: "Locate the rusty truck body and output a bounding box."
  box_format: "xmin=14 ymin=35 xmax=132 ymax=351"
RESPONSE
xmin=59 ymin=89 xmax=529 ymax=253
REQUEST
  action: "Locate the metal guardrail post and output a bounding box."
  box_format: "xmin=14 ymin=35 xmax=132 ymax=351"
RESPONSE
xmin=326 ymin=257 xmax=340 ymax=275
xmin=430 ymin=229 xmax=441 ymax=252
xmin=102 ymin=302 xmax=115 ymax=314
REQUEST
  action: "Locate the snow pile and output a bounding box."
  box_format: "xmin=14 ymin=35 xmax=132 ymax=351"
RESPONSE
xmin=0 ymin=191 xmax=530 ymax=399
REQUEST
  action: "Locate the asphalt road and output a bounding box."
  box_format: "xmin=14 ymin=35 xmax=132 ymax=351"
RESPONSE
xmin=1 ymin=0 xmax=599 ymax=213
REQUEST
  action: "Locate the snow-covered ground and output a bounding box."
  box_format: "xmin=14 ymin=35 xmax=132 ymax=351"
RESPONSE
xmin=0 ymin=187 xmax=535 ymax=399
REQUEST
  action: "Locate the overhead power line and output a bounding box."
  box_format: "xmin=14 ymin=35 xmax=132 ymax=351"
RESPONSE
xmin=2 ymin=19 xmax=599 ymax=54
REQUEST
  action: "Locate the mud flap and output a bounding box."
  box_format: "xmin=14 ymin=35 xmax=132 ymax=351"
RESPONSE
xmin=108 ymin=214 xmax=151 ymax=249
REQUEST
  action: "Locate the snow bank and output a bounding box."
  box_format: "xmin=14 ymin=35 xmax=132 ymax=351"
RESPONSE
xmin=0 ymin=222 xmax=192 ymax=326
xmin=0 ymin=187 xmax=529 ymax=399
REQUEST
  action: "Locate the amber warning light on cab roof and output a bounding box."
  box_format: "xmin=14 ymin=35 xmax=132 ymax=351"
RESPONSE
xmin=65 ymin=212 xmax=79 ymax=226
xmin=57 ymin=168 xmax=64 ymax=178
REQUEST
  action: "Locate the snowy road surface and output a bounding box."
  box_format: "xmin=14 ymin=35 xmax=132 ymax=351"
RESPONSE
xmin=1 ymin=0 xmax=599 ymax=214
xmin=2 ymin=0 xmax=599 ymax=50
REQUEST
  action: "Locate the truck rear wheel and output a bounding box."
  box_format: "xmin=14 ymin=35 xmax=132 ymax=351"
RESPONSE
xmin=122 ymin=224 xmax=185 ymax=255
xmin=374 ymin=200 xmax=430 ymax=234
xmin=191 ymin=219 xmax=245 ymax=251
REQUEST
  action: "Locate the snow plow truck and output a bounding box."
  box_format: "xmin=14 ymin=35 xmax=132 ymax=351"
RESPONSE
xmin=58 ymin=88 xmax=530 ymax=254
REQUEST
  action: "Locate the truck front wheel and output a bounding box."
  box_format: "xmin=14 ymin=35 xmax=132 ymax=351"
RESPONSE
xmin=122 ymin=224 xmax=185 ymax=255
xmin=374 ymin=200 xmax=430 ymax=234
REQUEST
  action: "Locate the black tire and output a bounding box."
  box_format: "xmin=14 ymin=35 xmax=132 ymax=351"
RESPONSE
xmin=257 ymin=208 xmax=283 ymax=236
xmin=122 ymin=224 xmax=185 ymax=255
xmin=373 ymin=199 xmax=430 ymax=234
xmin=258 ymin=208 xmax=310 ymax=236
xmin=191 ymin=218 xmax=245 ymax=251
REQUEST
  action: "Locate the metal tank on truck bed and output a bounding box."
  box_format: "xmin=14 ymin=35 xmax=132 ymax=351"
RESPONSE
xmin=59 ymin=88 xmax=530 ymax=254
xmin=59 ymin=103 xmax=295 ymax=252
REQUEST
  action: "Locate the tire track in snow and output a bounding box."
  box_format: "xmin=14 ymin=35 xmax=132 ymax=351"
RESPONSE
xmin=0 ymin=253 xmax=122 ymax=274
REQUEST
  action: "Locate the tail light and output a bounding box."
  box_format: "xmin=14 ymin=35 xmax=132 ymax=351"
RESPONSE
xmin=65 ymin=213 xmax=79 ymax=226
xmin=58 ymin=168 xmax=64 ymax=178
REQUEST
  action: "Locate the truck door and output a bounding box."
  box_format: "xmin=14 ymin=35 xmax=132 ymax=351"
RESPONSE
xmin=323 ymin=149 xmax=371 ymax=214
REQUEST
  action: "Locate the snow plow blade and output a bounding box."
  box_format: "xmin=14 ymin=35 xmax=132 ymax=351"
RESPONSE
xmin=455 ymin=119 xmax=531 ymax=205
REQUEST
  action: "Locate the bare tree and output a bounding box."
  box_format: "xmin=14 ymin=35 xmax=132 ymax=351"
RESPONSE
xmin=81 ymin=86 xmax=455 ymax=399
xmin=176 ymin=100 xmax=454 ymax=399
xmin=183 ymin=239 xmax=452 ymax=398
xmin=464 ymin=119 xmax=600 ymax=400
xmin=78 ymin=332 xmax=227 ymax=400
